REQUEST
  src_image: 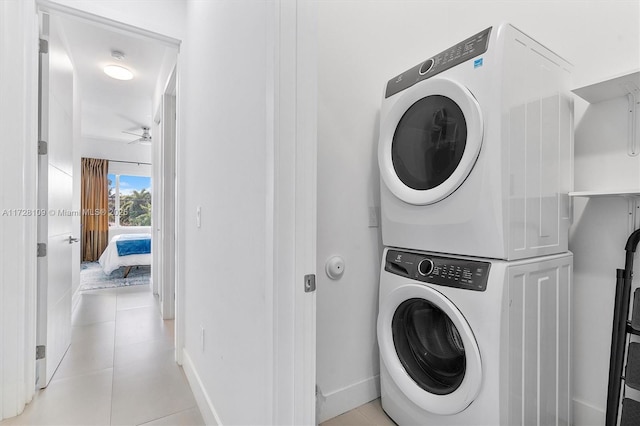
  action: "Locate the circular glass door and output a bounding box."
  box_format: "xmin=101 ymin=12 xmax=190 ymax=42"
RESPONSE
xmin=392 ymin=96 xmax=467 ymax=191
xmin=392 ymin=298 xmax=466 ymax=395
xmin=377 ymin=284 xmax=482 ymax=415
xmin=378 ymin=78 xmax=483 ymax=205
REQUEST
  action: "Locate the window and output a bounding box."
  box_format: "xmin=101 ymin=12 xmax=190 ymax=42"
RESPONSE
xmin=108 ymin=174 xmax=152 ymax=227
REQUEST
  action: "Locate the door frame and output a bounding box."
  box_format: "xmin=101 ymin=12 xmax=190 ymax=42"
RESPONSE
xmin=32 ymin=0 xmax=181 ymax=374
xmin=161 ymin=73 xmax=177 ymax=320
xmin=153 ymin=66 xmax=177 ymax=321
xmin=269 ymin=1 xmax=317 ymax=423
xmin=35 ymin=9 xmax=51 ymax=390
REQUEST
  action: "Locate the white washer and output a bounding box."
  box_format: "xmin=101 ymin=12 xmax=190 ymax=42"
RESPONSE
xmin=377 ymin=247 xmax=572 ymax=425
xmin=379 ymin=23 xmax=573 ymax=260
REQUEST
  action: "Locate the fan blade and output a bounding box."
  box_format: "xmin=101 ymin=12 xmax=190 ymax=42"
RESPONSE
xmin=127 ymin=138 xmax=142 ymax=144
xmin=123 ymin=130 xmax=143 ymax=137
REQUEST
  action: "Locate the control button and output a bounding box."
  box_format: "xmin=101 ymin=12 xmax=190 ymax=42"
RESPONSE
xmin=417 ymin=258 xmax=434 ymax=276
xmin=418 ymin=58 xmax=434 ymax=75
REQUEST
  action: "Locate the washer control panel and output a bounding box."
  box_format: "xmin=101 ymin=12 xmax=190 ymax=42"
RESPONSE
xmin=385 ymin=26 xmax=492 ymax=98
xmin=385 ymin=249 xmax=490 ymax=292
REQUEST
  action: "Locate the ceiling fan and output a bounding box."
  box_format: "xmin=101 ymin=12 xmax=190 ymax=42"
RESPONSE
xmin=123 ymin=126 xmax=152 ymax=145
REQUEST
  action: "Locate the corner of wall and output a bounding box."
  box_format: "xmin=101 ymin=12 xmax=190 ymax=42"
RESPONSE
xmin=181 ymin=348 xmax=222 ymax=426
xmin=573 ymin=397 xmax=605 ymax=426
xmin=317 ymin=375 xmax=380 ymax=423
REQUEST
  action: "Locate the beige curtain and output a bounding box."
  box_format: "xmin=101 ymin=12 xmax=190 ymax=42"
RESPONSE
xmin=81 ymin=158 xmax=109 ymax=261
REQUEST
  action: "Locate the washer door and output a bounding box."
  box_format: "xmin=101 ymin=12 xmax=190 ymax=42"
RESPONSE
xmin=378 ymin=78 xmax=483 ymax=205
xmin=378 ymin=284 xmax=482 ymax=415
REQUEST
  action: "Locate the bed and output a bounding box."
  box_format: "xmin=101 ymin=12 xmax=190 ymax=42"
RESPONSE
xmin=98 ymin=233 xmax=151 ymax=276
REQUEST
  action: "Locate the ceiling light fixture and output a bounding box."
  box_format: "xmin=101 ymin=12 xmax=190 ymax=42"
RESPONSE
xmin=104 ymin=65 xmax=133 ymax=81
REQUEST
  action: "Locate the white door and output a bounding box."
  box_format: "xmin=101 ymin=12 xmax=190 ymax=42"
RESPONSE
xmin=36 ymin=12 xmax=75 ymax=388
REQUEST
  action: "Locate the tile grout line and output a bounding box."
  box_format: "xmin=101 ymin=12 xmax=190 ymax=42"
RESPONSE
xmin=135 ymin=405 xmax=200 ymax=426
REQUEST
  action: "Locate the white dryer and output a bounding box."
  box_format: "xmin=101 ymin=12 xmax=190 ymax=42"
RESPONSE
xmin=377 ymin=247 xmax=572 ymax=425
xmin=378 ymin=23 xmax=573 ymax=260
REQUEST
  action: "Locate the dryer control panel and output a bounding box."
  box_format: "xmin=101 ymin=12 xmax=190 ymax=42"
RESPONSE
xmin=385 ymin=249 xmax=490 ymax=292
xmin=385 ymin=26 xmax=492 ymax=98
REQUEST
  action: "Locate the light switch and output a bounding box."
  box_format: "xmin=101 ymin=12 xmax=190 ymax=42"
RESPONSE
xmin=196 ymin=206 xmax=201 ymax=228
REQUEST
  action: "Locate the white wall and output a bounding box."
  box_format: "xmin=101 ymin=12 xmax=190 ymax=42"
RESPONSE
xmin=316 ymin=0 xmax=640 ymax=422
xmin=48 ymin=0 xmax=186 ymax=41
xmin=178 ymin=1 xmax=272 ymax=424
xmin=0 ymin=0 xmax=39 ymax=420
xmin=80 ymin=136 xmax=152 ymax=165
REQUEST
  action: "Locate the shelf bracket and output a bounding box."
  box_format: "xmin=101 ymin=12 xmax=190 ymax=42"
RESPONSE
xmin=624 ymin=81 xmax=640 ymax=157
xmin=629 ymin=198 xmax=640 ymax=234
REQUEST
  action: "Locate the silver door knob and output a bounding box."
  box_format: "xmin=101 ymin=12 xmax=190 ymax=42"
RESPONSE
xmin=68 ymin=236 xmax=79 ymax=244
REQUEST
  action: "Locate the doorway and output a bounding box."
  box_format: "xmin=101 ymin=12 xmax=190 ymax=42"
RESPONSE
xmin=35 ymin=2 xmax=181 ymax=390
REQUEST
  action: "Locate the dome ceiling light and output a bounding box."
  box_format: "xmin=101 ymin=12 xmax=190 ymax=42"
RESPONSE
xmin=104 ymin=50 xmax=133 ymax=80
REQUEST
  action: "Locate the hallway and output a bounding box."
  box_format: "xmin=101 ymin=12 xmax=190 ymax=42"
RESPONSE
xmin=0 ymin=285 xmax=203 ymax=426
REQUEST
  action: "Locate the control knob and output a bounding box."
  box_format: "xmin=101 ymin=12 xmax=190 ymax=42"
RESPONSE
xmin=417 ymin=258 xmax=434 ymax=276
xmin=419 ymin=58 xmax=434 ymax=75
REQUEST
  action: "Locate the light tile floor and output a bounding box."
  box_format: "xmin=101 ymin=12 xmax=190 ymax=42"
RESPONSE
xmin=320 ymin=399 xmax=396 ymax=426
xmin=0 ymin=285 xmax=204 ymax=426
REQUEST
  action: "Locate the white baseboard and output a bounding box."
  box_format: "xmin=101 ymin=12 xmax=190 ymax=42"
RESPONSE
xmin=182 ymin=349 xmax=222 ymax=426
xmin=573 ymin=397 xmax=605 ymax=426
xmin=317 ymin=375 xmax=380 ymax=423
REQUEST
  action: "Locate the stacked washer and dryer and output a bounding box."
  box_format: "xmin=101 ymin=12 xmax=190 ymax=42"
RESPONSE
xmin=377 ymin=24 xmax=574 ymax=425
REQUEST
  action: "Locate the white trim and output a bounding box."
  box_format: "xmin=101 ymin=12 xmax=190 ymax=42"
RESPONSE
xmin=35 ymin=0 xmax=181 ymax=49
xmin=160 ymin=91 xmax=176 ymax=320
xmin=572 ymin=398 xmax=604 ymax=425
xmin=264 ymin=1 xmax=277 ymax=423
xmin=317 ymin=375 xmax=381 ymax=423
xmin=294 ymin=2 xmax=318 ymax=424
xmin=181 ymin=349 xmax=222 ymax=426
xmin=270 ymin=1 xmax=317 ymax=424
xmin=174 ymin=58 xmax=185 ymax=366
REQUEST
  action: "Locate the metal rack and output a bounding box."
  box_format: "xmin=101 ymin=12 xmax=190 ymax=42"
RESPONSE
xmin=606 ymin=228 xmax=640 ymax=426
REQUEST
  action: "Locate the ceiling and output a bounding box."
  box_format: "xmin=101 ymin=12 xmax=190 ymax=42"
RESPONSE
xmin=53 ymin=13 xmax=175 ymax=144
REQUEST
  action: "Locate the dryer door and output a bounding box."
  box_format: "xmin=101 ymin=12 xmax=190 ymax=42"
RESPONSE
xmin=379 ymin=78 xmax=483 ymax=205
xmin=377 ymin=283 xmax=482 ymax=415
